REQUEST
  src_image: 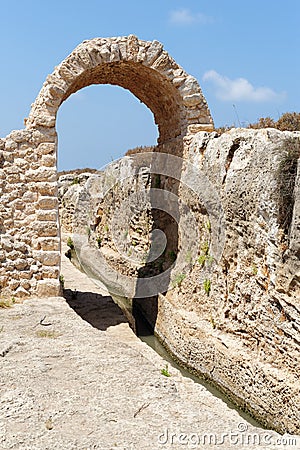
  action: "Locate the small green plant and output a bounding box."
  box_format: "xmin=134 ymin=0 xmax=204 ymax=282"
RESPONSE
xmin=206 ymin=220 xmax=211 ymax=233
xmin=198 ymin=254 xmax=207 ymax=267
xmin=104 ymin=224 xmax=109 ymax=233
xmin=71 ymin=177 xmax=79 ymax=185
xmin=203 ymin=278 xmax=211 ymax=296
xmin=59 ymin=274 xmax=64 ymax=289
xmin=36 ymin=330 xmax=60 ymax=339
xmin=67 ymin=237 xmax=74 ymax=250
xmin=251 ymin=264 xmax=258 ymax=275
xmin=197 ymin=241 xmax=213 ymax=267
xmin=172 ymin=273 xmax=186 ymax=287
xmin=201 ymin=241 xmax=209 ymax=255
xmin=0 ymin=297 xmax=15 ymax=308
xmin=97 ymin=237 xmax=102 ymax=248
xmin=161 ymin=364 xmax=171 ymax=377
xmin=210 ymin=315 xmax=216 ymax=329
xmin=86 ymin=227 xmax=91 ymax=237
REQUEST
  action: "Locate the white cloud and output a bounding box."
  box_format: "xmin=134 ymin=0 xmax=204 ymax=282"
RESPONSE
xmin=169 ymin=8 xmax=213 ymax=26
xmin=203 ymin=70 xmax=285 ymax=102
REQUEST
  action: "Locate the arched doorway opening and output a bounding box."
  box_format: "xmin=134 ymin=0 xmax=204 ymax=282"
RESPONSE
xmin=56 ymin=83 xmax=158 ymax=171
xmin=23 ymin=35 xmax=213 ymax=297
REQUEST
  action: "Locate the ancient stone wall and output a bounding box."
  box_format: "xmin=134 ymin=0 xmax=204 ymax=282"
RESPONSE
xmin=0 ymin=35 xmax=213 ymax=299
xmin=0 ymin=129 xmax=60 ymax=298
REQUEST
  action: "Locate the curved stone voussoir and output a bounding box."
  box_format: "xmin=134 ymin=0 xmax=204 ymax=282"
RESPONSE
xmin=26 ymin=35 xmax=213 ymax=135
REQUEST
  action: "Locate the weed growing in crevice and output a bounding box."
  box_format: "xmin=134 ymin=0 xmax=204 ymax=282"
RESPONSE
xmin=198 ymin=241 xmax=214 ymax=267
xmin=210 ymin=315 xmax=216 ymax=329
xmin=251 ymin=264 xmax=258 ymax=275
xmin=0 ymin=297 xmax=15 ymax=308
xmin=172 ymin=273 xmax=186 ymax=288
xmin=67 ymin=237 xmax=74 ymax=250
xmin=71 ymin=177 xmax=79 ymax=185
xmin=203 ymin=279 xmax=211 ymax=296
xmin=161 ymin=364 xmax=171 ymax=377
xmin=59 ymin=274 xmax=65 ymax=289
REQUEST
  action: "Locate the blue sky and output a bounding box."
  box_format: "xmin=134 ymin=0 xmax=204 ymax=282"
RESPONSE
xmin=0 ymin=0 xmax=299 ymax=170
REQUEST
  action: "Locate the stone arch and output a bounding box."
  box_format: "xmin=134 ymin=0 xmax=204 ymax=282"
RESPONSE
xmin=25 ymin=35 xmax=213 ymax=142
xmin=0 ymin=35 xmax=213 ymax=298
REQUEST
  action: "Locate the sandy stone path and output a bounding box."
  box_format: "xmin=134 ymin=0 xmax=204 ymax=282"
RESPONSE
xmin=0 ymin=251 xmax=299 ymax=449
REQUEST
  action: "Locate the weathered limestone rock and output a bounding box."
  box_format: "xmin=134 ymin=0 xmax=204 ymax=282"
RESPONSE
xmin=153 ymin=129 xmax=300 ymax=434
xmin=57 ymin=128 xmax=300 ymax=434
xmin=1 ymin=256 xmax=298 ymax=449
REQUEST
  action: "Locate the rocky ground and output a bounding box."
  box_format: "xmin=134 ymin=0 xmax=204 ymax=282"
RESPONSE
xmin=0 ymin=249 xmax=299 ymax=449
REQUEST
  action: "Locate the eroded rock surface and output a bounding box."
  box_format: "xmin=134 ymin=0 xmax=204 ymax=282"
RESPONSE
xmin=58 ymin=128 xmax=300 ymax=434
xmin=0 ymin=251 xmax=298 ymax=449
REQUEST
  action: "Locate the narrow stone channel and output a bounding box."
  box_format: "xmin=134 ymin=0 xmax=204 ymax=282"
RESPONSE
xmin=113 ymin=294 xmax=265 ymax=430
xmin=67 ymin=245 xmax=265 ymax=429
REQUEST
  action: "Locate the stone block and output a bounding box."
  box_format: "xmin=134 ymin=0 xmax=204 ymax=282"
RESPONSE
xmin=35 ymin=279 xmax=60 ymax=297
xmin=183 ymin=94 xmax=202 ymax=107
xmin=143 ymin=40 xmax=163 ymax=66
xmin=0 ymin=276 xmax=9 ymax=287
xmin=26 ymin=167 xmax=56 ymax=183
xmin=14 ymin=258 xmax=29 ymax=270
xmin=19 ymin=280 xmax=31 ymax=290
xmin=187 ymin=124 xmax=214 ymax=134
xmin=32 ymin=222 xmax=58 ymax=237
xmin=33 ymin=250 xmax=60 ymax=266
xmin=41 ymin=154 xmax=56 ymax=167
xmin=110 ymin=43 xmax=120 ymax=62
xmin=38 ymin=196 xmax=58 ymax=209
xmin=15 ymin=286 xmax=30 ymax=298
xmin=37 ymin=143 xmax=56 ymax=155
xmin=4 ymin=139 xmax=17 ymax=152
xmin=36 ymin=210 xmax=57 ymax=222
xmin=34 ymin=113 xmax=56 ymax=128
xmin=41 ymin=267 xmax=60 ymax=279
xmin=35 ymin=182 xmax=57 ymax=197
xmin=179 ymin=76 xmax=200 ymax=96
xmin=38 ymin=237 xmax=60 ymax=251
xmin=8 ymin=280 xmax=20 ymax=290
xmin=22 ymin=191 xmax=38 ymax=203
